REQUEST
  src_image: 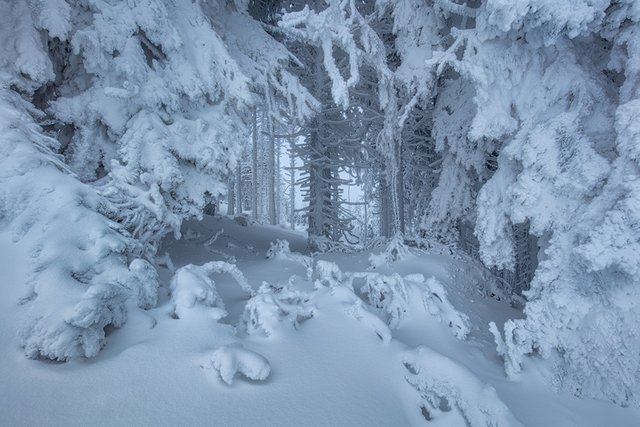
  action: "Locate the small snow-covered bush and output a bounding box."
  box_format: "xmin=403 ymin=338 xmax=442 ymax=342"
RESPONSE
xmin=266 ymin=239 xmax=292 ymax=259
xmin=312 ymin=262 xmax=468 ymax=339
xmin=233 ymin=215 xmax=250 ymax=227
xmin=421 ymin=277 xmax=470 ymax=340
xmin=170 ymin=261 xmax=252 ymax=319
xmin=345 ymin=299 xmax=393 ymax=344
xmin=369 ymin=233 xmax=411 ymax=269
xmin=240 ymin=283 xmax=314 ymax=337
xmin=403 ymin=346 xmax=522 ymax=426
xmin=206 ymin=344 xmax=271 ymax=385
xmin=313 ymin=260 xmax=352 ymax=290
xmin=354 ymin=271 xmax=469 ymax=339
xmin=266 ymin=240 xmax=313 ymax=280
xmin=308 ymin=235 xmax=356 ymax=254
xmin=355 ymin=272 xmax=409 ymax=329
xmin=170 ymin=265 xmax=225 ymax=320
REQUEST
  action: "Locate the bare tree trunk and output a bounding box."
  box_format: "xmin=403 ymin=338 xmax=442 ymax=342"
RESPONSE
xmin=226 ymin=178 xmax=235 ymax=216
xmin=289 ymin=136 xmax=296 ymax=230
xmin=267 ymin=115 xmax=277 ymax=225
xmin=235 ymin=162 xmax=242 ymax=214
xmin=396 ymin=142 xmax=405 ymax=234
xmin=363 ymin=172 xmax=369 ymax=247
xmin=389 ymin=137 xmax=404 ymax=236
xmin=251 ymin=107 xmax=258 ymax=221
xmin=379 ymin=171 xmax=390 ymax=238
xmin=276 ymin=131 xmax=281 ymax=225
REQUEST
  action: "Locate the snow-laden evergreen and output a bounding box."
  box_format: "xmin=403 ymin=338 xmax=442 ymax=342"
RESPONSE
xmin=0 ymin=0 xmax=314 ymax=360
xmin=278 ymin=0 xmax=640 ymax=406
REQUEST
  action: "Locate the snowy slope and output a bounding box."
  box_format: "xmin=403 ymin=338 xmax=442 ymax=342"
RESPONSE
xmin=1 ymin=216 xmax=638 ymax=426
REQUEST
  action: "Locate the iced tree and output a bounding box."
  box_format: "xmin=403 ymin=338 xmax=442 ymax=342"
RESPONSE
xmin=278 ymin=0 xmax=383 ymax=249
xmin=1 ymin=0 xmax=314 ymax=360
xmin=280 ymin=0 xmax=640 ymax=406
xmin=410 ymin=0 xmax=640 ymax=405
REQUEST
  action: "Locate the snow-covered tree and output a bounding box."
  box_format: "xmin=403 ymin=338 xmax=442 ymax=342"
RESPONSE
xmin=1 ymin=0 xmax=314 ymax=360
xmin=280 ymin=0 xmax=442 ymax=239
xmin=401 ymin=0 xmax=640 ymax=406
xmin=278 ymin=0 xmax=377 ymax=250
xmin=281 ymin=0 xmax=640 ymax=407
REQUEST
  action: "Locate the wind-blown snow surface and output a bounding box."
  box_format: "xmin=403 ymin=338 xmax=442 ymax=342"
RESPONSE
xmin=1 ymin=216 xmax=638 ymax=426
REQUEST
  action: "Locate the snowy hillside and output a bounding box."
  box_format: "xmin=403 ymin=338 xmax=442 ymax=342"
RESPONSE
xmin=1 ymin=216 xmax=637 ymax=426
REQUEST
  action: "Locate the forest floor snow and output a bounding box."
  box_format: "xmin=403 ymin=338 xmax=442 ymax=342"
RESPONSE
xmin=1 ymin=215 xmax=639 ymax=426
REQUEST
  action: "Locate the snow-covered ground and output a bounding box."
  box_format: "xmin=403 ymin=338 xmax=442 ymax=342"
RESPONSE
xmin=1 ymin=215 xmax=638 ymax=426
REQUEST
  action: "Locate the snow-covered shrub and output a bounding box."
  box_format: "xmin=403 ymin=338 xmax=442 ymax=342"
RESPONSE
xmin=402 ymin=346 xmax=522 ymax=426
xmin=420 ymin=276 xmax=470 ymax=340
xmin=311 ymin=260 xmax=468 ymax=339
xmin=240 ymin=283 xmax=314 ymax=337
xmin=307 ymin=236 xmax=354 ymax=254
xmin=170 ymin=261 xmax=252 ymax=320
xmin=313 ymin=260 xmax=352 ymax=291
xmin=345 ymin=299 xmax=393 ymax=345
xmin=369 ymin=233 xmax=411 ymax=269
xmin=233 ymin=215 xmax=250 ymax=227
xmin=266 ymin=239 xmax=292 ymax=258
xmin=266 ymin=239 xmax=313 ymax=280
xmin=206 ymin=344 xmax=271 ymax=385
xmin=355 ymin=271 xmax=468 ymax=339
xmin=355 ymin=272 xmax=409 ymax=329
xmin=170 ymin=265 xmax=224 ymax=320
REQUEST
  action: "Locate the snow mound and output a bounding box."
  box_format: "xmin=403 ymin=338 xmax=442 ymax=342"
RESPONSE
xmin=420 ymin=276 xmax=470 ymax=340
xmin=313 ymin=262 xmax=469 ymax=339
xmin=241 ymin=283 xmax=314 ymax=337
xmin=403 ymin=346 xmax=522 ymax=426
xmin=355 ymin=272 xmax=409 ymax=328
xmin=314 ymin=260 xmax=351 ymax=290
xmin=170 ymin=261 xmax=252 ymax=319
xmin=346 ymin=299 xmax=393 ymax=344
xmin=207 ymin=344 xmax=271 ymax=385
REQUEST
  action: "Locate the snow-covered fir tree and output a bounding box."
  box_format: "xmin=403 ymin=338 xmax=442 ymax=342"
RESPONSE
xmin=1 ymin=0 xmax=314 ymax=360
xmin=280 ymin=0 xmax=640 ymax=406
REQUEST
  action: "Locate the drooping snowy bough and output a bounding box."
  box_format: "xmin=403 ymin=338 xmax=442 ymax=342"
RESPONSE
xmin=170 ymin=261 xmax=252 ymax=320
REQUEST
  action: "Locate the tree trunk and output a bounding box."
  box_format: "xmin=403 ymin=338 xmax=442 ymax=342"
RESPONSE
xmin=276 ymin=131 xmax=281 ymax=225
xmin=235 ymin=162 xmax=243 ymax=214
xmin=289 ymin=136 xmax=296 ymax=230
xmin=251 ymin=107 xmax=258 ymax=221
xmin=267 ymin=115 xmax=277 ymax=225
xmin=226 ymin=178 xmax=235 ymax=216
xmin=379 ymin=171 xmax=390 ymax=237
